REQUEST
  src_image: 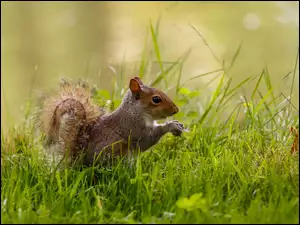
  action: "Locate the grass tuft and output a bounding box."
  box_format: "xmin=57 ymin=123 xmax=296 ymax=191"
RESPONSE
xmin=1 ymin=22 xmax=299 ymax=224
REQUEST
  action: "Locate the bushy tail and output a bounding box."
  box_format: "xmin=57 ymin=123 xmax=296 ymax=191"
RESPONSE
xmin=38 ymin=78 xmax=102 ymax=159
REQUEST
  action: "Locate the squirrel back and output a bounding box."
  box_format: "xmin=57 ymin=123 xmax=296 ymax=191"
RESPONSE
xmin=38 ymin=78 xmax=102 ymax=158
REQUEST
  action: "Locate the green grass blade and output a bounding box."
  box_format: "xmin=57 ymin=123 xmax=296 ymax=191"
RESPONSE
xmin=251 ymin=70 xmax=264 ymax=100
xmin=263 ymin=68 xmax=276 ymax=102
xmin=150 ymin=20 xmax=164 ymax=74
xmin=288 ymin=47 xmax=299 ymax=113
xmin=217 ymin=75 xmax=254 ymax=111
xmin=189 ymin=23 xmax=222 ymax=66
xmin=151 ymin=49 xmax=191 ymax=87
xmin=198 ymin=72 xmax=226 ymax=125
xmin=139 ymin=28 xmax=150 ymax=79
xmin=227 ymin=42 xmax=243 ymax=73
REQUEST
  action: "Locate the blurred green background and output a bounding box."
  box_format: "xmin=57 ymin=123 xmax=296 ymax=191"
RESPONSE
xmin=1 ymin=1 xmax=299 ymax=133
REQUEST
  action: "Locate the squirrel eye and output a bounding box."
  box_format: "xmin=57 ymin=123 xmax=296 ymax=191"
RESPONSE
xmin=152 ymin=96 xmax=162 ymax=104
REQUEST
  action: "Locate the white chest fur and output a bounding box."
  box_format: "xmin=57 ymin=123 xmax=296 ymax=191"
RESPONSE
xmin=143 ymin=115 xmax=160 ymax=128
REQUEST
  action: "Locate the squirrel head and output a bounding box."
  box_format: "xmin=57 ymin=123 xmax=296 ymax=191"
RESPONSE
xmin=128 ymin=76 xmax=179 ymax=120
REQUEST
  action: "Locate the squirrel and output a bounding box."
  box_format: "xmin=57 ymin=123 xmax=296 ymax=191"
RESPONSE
xmin=38 ymin=76 xmax=184 ymax=166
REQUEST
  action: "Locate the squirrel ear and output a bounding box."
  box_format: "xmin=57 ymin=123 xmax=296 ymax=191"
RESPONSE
xmin=133 ymin=76 xmax=144 ymax=85
xmin=129 ymin=78 xmax=142 ymax=93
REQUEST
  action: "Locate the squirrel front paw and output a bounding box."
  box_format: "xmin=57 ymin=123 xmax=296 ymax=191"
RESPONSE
xmin=165 ymin=120 xmax=184 ymax=136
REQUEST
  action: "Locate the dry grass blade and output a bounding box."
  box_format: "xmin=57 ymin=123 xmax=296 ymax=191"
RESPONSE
xmin=290 ymin=127 xmax=299 ymax=154
xmin=189 ymin=23 xmax=222 ymax=67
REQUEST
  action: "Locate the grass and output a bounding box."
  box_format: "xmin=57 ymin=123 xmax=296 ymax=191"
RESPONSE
xmin=1 ymin=21 xmax=299 ymax=224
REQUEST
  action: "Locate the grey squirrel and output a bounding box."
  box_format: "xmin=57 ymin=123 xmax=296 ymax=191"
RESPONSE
xmin=38 ymin=77 xmax=184 ymax=166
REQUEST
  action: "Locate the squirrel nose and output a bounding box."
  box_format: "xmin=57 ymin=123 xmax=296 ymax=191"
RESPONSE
xmin=172 ymin=105 xmax=179 ymax=115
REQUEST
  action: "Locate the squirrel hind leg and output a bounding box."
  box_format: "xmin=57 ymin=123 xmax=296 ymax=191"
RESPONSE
xmin=58 ymin=113 xmax=84 ymax=161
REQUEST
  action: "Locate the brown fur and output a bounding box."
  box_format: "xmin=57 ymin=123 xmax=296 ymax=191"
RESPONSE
xmin=38 ymin=79 xmax=102 ymax=160
xmin=38 ymin=77 xmax=184 ymax=166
